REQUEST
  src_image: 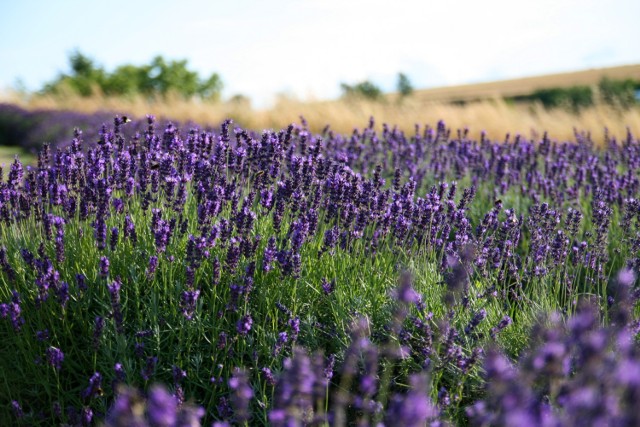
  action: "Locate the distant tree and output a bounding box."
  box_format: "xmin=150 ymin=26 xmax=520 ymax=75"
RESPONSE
xmin=101 ymin=64 xmax=149 ymax=97
xmin=69 ymin=51 xmax=97 ymax=77
xmin=397 ymin=72 xmax=414 ymax=97
xmin=340 ymin=80 xmax=383 ymax=100
xmin=528 ymin=86 xmax=593 ymax=111
xmin=42 ymin=50 xmax=223 ymax=101
xmin=42 ymin=51 xmax=106 ymax=96
xmin=229 ymin=94 xmax=252 ymax=108
xmin=598 ymin=77 xmax=637 ymax=108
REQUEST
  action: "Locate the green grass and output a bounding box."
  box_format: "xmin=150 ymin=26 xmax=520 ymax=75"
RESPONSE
xmin=0 ymin=145 xmax=34 ymax=167
xmin=0 ymin=126 xmax=636 ymax=425
xmin=0 ymin=174 xmax=611 ymax=424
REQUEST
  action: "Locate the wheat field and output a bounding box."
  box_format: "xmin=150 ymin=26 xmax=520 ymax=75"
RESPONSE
xmin=3 ymin=63 xmax=640 ymax=142
xmin=4 ymin=93 xmax=638 ymax=143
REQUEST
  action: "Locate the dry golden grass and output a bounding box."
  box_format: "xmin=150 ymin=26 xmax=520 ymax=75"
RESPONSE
xmin=3 ymin=82 xmax=640 ymax=144
xmin=263 ymin=97 xmax=640 ymax=142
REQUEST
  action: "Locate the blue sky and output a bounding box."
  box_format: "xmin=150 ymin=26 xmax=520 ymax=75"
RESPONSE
xmin=1 ymin=0 xmax=639 ymax=107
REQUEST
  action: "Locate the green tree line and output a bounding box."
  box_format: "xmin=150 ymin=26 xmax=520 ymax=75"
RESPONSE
xmin=339 ymin=72 xmax=639 ymax=109
xmin=42 ymin=51 xmax=223 ymax=100
xmin=511 ymin=77 xmax=640 ymax=110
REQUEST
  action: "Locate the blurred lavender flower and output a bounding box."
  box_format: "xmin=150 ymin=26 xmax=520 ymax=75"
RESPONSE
xmin=107 ymin=277 xmax=124 ymax=334
xmin=395 ymin=271 xmax=419 ymax=304
xmin=180 ymin=289 xmax=201 ymax=320
xmin=147 ymin=385 xmax=177 ymax=426
xmin=490 ymin=315 xmax=513 ymax=338
xmin=274 ymin=331 xmax=288 ymax=356
xmin=112 ymin=363 xmax=126 ymax=393
xmin=1 ymin=290 xmax=25 ymax=331
xmin=104 ymin=384 xmax=204 ymax=427
xmin=262 ymin=236 xmax=277 ymax=272
xmin=11 ymin=400 xmax=23 ymax=419
xmin=100 ymin=256 xmax=110 ymax=278
xmin=385 ymin=374 xmax=439 ymax=427
xmin=229 ymin=368 xmax=254 ymax=423
xmin=93 ymin=316 xmax=105 ymax=350
xmin=110 ymin=227 xmax=119 ymax=251
xmin=236 ymin=314 xmax=253 ymax=336
xmin=269 ymin=347 xmax=317 ymax=426
xmin=46 ymin=346 xmax=64 ymax=370
xmin=617 ymin=267 xmax=636 ymax=287
xmin=147 ymin=255 xmax=159 ymax=278
xmin=76 ymin=273 xmax=88 ymax=292
xmin=81 ymin=372 xmax=103 ymax=401
xmin=81 ymin=407 xmax=93 ymax=426
xmin=321 ymin=278 xmax=336 ymax=295
xmin=141 ymin=356 xmax=158 ymax=381
xmin=261 ymin=367 xmax=276 ymax=386
xmin=55 ymin=281 xmax=69 ymax=308
xmin=465 ymin=309 xmax=487 ymax=335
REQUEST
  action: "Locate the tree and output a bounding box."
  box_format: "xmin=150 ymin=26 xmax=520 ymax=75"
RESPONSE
xmin=528 ymin=86 xmax=593 ymax=111
xmin=397 ymin=73 xmax=413 ymax=97
xmin=42 ymin=51 xmax=223 ymax=101
xmin=340 ymin=80 xmax=383 ymax=100
xmin=42 ymin=50 xmax=106 ymax=96
xmin=598 ymin=77 xmax=637 ymax=108
xmin=69 ymin=51 xmax=97 ymax=77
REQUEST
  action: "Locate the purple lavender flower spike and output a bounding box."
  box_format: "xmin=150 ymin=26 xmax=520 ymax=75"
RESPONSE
xmin=321 ymin=278 xmax=335 ymax=295
xmin=99 ymin=256 xmax=110 ymax=278
xmin=82 ymin=372 xmax=103 ymax=401
xmin=107 ymin=277 xmax=124 ymax=334
xmin=236 ymin=314 xmax=253 ymax=336
xmin=46 ymin=346 xmax=64 ymax=370
xmin=141 ymin=356 xmax=158 ymax=381
xmin=180 ymin=289 xmax=201 ymax=320
xmin=11 ymin=400 xmax=24 ymax=419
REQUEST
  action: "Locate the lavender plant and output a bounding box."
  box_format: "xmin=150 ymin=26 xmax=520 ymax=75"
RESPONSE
xmin=0 ymin=113 xmax=639 ymax=425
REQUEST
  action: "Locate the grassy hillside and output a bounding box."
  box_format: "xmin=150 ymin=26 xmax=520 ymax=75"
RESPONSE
xmin=400 ymin=63 xmax=640 ymax=103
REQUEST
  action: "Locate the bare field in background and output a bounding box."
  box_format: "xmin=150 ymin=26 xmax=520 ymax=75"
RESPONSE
xmin=398 ymin=63 xmax=640 ymax=102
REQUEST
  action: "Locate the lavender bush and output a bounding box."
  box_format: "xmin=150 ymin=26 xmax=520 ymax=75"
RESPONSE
xmin=0 ymin=103 xmax=205 ymax=152
xmin=0 ymin=112 xmax=639 ymax=425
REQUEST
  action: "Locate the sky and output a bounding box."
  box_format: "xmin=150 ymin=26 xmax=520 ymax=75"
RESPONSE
xmin=1 ymin=0 xmax=639 ymax=107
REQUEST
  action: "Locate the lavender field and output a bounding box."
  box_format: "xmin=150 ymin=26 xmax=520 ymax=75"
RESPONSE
xmin=1 ymin=113 xmax=639 ymax=426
